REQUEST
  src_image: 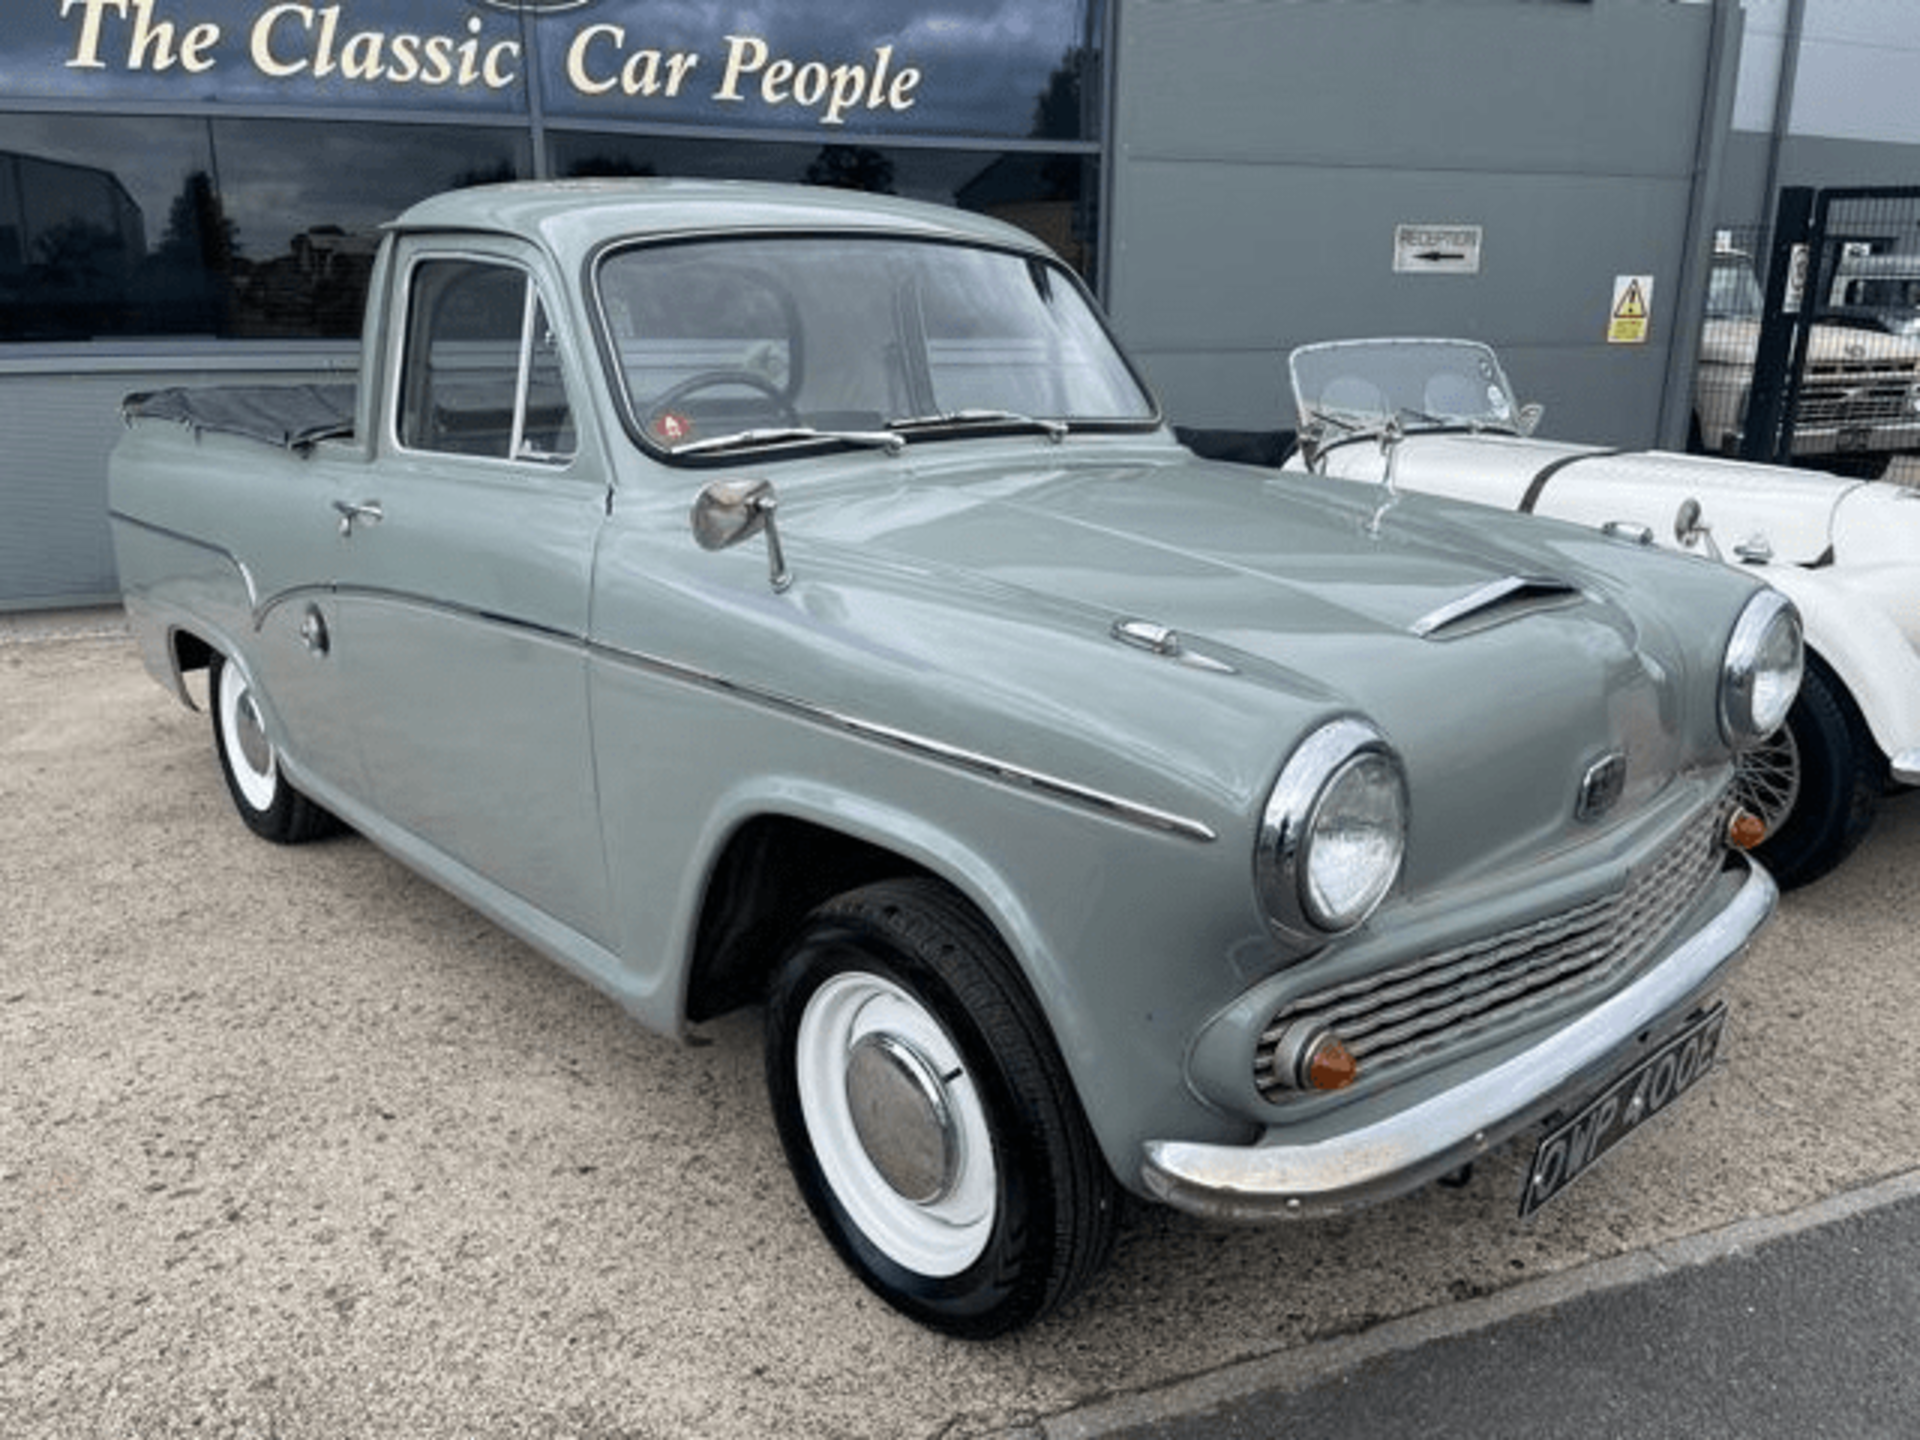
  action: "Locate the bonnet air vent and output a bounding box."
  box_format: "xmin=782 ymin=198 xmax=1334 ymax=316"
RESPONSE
xmin=1411 ymin=575 xmax=1583 ymax=640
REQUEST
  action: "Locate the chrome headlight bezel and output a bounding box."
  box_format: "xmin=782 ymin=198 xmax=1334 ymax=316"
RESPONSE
xmin=1257 ymin=717 xmax=1409 ymax=948
xmin=1720 ymin=589 xmax=1803 ymax=748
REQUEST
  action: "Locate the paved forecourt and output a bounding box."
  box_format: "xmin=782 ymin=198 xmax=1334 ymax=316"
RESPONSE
xmin=4 ymin=621 xmax=1917 ymax=1438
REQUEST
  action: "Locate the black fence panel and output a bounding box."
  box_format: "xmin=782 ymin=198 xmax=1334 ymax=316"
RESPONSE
xmin=1703 ymin=186 xmax=1920 ymax=479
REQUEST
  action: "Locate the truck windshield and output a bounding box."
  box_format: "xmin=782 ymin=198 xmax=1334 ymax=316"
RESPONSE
xmin=594 ymin=236 xmax=1156 ymax=456
xmin=1706 ymin=258 xmax=1765 ymax=320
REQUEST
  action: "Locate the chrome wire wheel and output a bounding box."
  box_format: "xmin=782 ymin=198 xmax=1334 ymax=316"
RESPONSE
xmin=1734 ymin=722 xmax=1801 ymax=837
xmin=794 ymin=970 xmax=998 ymax=1278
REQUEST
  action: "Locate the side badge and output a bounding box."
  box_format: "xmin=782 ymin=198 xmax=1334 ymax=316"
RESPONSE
xmin=1576 ymin=751 xmax=1627 ymax=823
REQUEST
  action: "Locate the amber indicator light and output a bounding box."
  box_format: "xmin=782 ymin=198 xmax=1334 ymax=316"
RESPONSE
xmin=1727 ymin=808 xmax=1767 ymax=851
xmin=1304 ymin=1035 xmax=1360 ymax=1091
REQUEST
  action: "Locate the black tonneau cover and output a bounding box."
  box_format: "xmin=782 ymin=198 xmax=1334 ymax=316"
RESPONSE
xmin=123 ymin=383 xmax=357 ymax=449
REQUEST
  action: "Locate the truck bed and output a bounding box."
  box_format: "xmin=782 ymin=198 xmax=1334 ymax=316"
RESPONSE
xmin=122 ymin=383 xmax=357 ymax=450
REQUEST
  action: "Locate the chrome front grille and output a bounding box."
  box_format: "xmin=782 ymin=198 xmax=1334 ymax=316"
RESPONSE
xmin=1253 ymin=804 xmax=1727 ymax=1103
xmin=1800 ymin=381 xmax=1917 ymax=427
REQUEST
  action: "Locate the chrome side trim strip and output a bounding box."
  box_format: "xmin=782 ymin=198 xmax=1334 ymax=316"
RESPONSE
xmin=109 ymin=509 xmax=261 ymax=612
xmin=590 ymin=641 xmax=1219 ymax=844
xmin=111 ymin=510 xmax=1215 ymax=843
xmin=315 ymin=585 xmax=579 ymax=645
xmin=1140 ymin=856 xmax=1774 ymax=1220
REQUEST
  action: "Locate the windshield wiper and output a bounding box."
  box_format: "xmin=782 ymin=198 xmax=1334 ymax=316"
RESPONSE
xmin=671 ymin=426 xmax=906 ymax=458
xmin=887 ymin=409 xmax=1069 ymax=443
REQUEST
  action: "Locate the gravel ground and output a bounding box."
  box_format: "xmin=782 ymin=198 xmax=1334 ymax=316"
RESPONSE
xmin=4 ymin=626 xmax=1918 ymax=1439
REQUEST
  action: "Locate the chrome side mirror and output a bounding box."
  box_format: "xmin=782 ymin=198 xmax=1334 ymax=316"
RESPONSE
xmin=691 ymin=477 xmax=792 ymax=592
xmin=1674 ymin=496 xmax=1723 ymax=562
xmin=1515 ymin=402 xmax=1544 ymax=438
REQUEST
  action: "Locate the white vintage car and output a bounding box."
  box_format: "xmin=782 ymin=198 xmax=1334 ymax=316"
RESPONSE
xmin=1286 ymin=337 xmax=1920 ymax=888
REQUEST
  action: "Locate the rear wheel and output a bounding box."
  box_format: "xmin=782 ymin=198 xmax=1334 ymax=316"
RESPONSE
xmin=764 ymin=878 xmax=1117 ymax=1338
xmin=210 ymin=652 xmax=335 ymax=844
xmin=1741 ymin=658 xmax=1879 ymax=889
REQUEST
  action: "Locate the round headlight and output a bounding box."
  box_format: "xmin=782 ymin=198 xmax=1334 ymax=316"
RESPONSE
xmin=1258 ymin=718 xmax=1408 ymax=946
xmin=1721 ymin=590 xmax=1803 ymax=746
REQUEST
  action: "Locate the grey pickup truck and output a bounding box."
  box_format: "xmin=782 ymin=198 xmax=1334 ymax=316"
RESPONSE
xmin=111 ymin=180 xmax=1796 ymax=1335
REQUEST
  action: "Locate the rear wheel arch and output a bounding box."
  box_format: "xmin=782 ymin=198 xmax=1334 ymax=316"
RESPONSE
xmin=170 ymin=627 xmax=214 ymax=681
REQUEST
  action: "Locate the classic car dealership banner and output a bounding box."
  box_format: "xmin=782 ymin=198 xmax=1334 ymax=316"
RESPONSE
xmin=19 ymin=0 xmax=1097 ymax=140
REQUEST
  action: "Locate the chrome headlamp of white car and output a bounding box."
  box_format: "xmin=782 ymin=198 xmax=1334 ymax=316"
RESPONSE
xmin=1258 ymin=717 xmax=1409 ymax=946
xmin=1720 ymin=590 xmax=1804 ymax=748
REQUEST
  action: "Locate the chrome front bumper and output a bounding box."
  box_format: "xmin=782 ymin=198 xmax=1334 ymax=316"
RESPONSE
xmin=1140 ymin=855 xmax=1777 ymax=1222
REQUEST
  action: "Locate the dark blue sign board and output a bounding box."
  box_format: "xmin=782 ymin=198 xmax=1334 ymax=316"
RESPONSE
xmin=12 ymin=0 xmax=1100 ymax=140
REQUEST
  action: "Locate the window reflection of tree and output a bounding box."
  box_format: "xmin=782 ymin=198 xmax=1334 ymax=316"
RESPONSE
xmin=452 ymin=161 xmax=520 ymax=190
xmin=0 ymin=150 xmax=142 ymax=338
xmin=135 ymin=171 xmax=235 ymax=334
xmin=945 ymin=48 xmax=1096 ymax=279
xmin=564 ymin=155 xmax=659 ymax=179
xmin=804 ymin=146 xmax=895 ymax=195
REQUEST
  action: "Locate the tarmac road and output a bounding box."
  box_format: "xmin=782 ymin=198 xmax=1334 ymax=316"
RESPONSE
xmin=4 ymin=617 xmax=1919 ymax=1440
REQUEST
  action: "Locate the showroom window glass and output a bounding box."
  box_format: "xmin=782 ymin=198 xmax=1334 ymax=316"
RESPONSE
xmin=1 ymin=0 xmax=1104 ymax=341
xmin=0 ymin=115 xmax=531 ymax=340
xmin=547 ymin=132 xmax=1100 ymax=283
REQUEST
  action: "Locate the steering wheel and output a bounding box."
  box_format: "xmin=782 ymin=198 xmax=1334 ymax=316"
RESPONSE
xmin=646 ymin=368 xmax=799 ymax=437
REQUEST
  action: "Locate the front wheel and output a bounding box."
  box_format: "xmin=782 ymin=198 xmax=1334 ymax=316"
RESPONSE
xmin=764 ymin=878 xmax=1117 ymax=1338
xmin=1739 ymin=658 xmax=1879 ymax=889
xmin=210 ymin=652 xmax=335 ymax=844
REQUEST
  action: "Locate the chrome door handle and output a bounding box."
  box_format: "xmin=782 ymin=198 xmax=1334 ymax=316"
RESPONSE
xmin=332 ymin=499 xmax=383 ymax=536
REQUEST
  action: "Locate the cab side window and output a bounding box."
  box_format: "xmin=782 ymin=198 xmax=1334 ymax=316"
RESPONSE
xmin=397 ymin=258 xmax=577 ymax=463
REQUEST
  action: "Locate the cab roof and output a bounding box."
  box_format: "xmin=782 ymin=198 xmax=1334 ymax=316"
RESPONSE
xmin=386 ymin=178 xmax=1052 ymax=260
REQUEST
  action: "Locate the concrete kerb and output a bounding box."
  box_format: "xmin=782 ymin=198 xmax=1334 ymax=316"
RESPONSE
xmin=1022 ymin=1166 xmax=1920 ymax=1440
xmin=0 ymin=605 xmax=129 ymax=646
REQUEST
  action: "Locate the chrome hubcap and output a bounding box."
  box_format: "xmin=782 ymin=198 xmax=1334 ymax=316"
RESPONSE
xmin=845 ymin=1032 xmax=959 ymax=1205
xmin=234 ymin=689 xmax=272 ymax=781
xmin=795 ymin=970 xmax=997 ymax=1276
xmin=218 ymin=662 xmax=279 ymax=813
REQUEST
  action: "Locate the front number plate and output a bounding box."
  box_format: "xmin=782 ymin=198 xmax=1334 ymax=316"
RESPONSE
xmin=1519 ymin=1002 xmax=1728 ymax=1218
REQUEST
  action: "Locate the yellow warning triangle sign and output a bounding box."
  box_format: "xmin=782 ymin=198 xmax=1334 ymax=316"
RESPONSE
xmin=1614 ymin=279 xmax=1648 ymax=320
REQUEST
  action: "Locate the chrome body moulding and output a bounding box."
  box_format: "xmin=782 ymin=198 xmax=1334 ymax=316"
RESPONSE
xmin=1139 ymin=854 xmax=1775 ymax=1222
xmin=587 ymin=640 xmax=1221 ymax=845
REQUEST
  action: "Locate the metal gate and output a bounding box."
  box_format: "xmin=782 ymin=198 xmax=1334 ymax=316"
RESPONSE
xmin=1698 ymin=186 xmax=1920 ymax=479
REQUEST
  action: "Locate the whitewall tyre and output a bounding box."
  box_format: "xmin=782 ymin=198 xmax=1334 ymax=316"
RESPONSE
xmin=209 ymin=652 xmax=334 ymax=845
xmin=765 ymin=878 xmax=1117 ymax=1338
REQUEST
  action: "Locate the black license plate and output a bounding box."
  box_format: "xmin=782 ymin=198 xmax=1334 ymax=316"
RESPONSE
xmin=1519 ymin=1002 xmax=1728 ymax=1218
xmin=1836 ymin=426 xmax=1872 ymax=452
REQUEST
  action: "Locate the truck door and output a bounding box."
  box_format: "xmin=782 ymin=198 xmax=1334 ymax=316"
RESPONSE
xmin=328 ymin=242 xmax=614 ymax=949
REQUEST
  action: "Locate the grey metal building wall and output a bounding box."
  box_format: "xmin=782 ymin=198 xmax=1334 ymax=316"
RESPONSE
xmin=0 ymin=349 xmax=354 ymax=610
xmin=1105 ymin=0 xmax=1739 ymax=451
xmin=1719 ymin=0 xmax=1920 ymax=232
